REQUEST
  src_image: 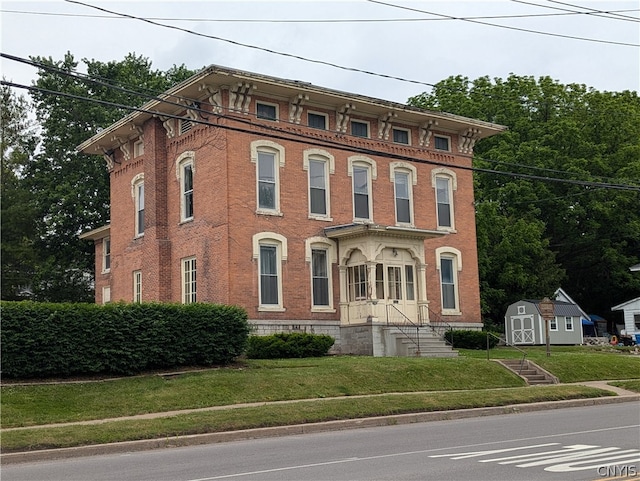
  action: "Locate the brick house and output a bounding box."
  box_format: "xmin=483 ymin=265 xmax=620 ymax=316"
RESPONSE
xmin=79 ymin=65 xmax=506 ymax=356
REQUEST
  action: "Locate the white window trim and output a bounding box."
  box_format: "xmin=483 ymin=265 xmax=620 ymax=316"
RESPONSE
xmin=435 ymin=247 xmax=462 ymax=315
xmin=181 ymin=256 xmax=197 ymax=304
xmin=432 ymin=168 xmax=457 ymax=232
xmin=253 ymin=232 xmax=287 ymax=312
xmin=308 ymin=111 xmax=328 ymax=130
xmin=176 ymin=151 xmax=195 ymax=223
xmin=102 ymin=286 xmax=111 ymax=305
xmin=565 ymin=316 xmax=574 ymax=331
xmin=351 ymin=119 xmax=370 ymax=138
xmin=392 ymin=127 xmax=411 ymax=145
xmin=102 ymin=237 xmax=111 ymax=274
xmin=517 ymin=305 xmax=526 ymax=315
xmin=434 ymin=134 xmax=452 ymax=152
xmin=303 ymin=149 xmax=334 ymax=221
xmin=251 ymin=140 xmax=285 ymax=216
xmin=390 ymin=162 xmax=417 ymax=227
xmin=133 ymin=139 xmax=144 ymax=157
xmin=550 ymin=317 xmax=558 ymax=331
xmin=305 ymin=237 xmax=337 ymax=312
xmin=131 ymin=173 xmax=145 ymax=238
xmin=348 ymin=155 xmax=377 ymax=223
xmin=256 ymin=101 xmax=279 ymax=121
xmin=133 ymin=270 xmax=142 ymax=303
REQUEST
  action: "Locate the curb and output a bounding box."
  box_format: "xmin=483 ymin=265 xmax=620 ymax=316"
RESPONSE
xmin=2 ymin=394 xmax=638 ymax=465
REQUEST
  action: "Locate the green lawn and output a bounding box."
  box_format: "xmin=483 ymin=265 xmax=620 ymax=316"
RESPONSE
xmin=2 ymin=348 xmax=638 ymax=453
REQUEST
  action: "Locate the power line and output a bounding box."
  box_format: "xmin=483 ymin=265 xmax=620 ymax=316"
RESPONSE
xmin=3 ymin=78 xmax=639 ymax=192
xmin=3 ymin=6 xmax=639 ymax=23
xmin=510 ymin=0 xmax=640 ymax=22
xmin=368 ymin=0 xmax=640 ymax=47
xmin=6 ymin=52 xmax=636 ymax=187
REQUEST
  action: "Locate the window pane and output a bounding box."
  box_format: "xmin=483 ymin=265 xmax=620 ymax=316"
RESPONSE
xmin=309 ymin=160 xmax=327 ymax=215
xmin=405 ymin=265 xmax=415 ymax=300
xmin=440 ymin=258 xmax=456 ymax=309
xmin=258 ymin=152 xmax=276 ymax=209
xmin=395 ymin=172 xmax=410 ymax=223
xmin=376 ymin=263 xmax=384 ymax=300
xmin=312 ymin=249 xmax=329 ymax=306
xmin=308 ymin=113 xmax=326 ymax=129
xmin=393 ymin=129 xmax=409 ymax=144
xmin=257 ymin=103 xmax=277 ymax=120
xmin=442 ymin=285 xmax=456 ymax=309
xmin=260 ymin=245 xmax=278 ymax=304
xmin=436 ymin=177 xmax=451 ymax=227
xmin=435 ymin=136 xmax=449 ymax=150
xmin=183 ymin=163 xmax=194 ymax=219
xmin=387 ymin=266 xmax=402 ymax=300
xmin=353 ymin=166 xmax=369 ymax=219
xmin=351 ymin=121 xmax=368 ymax=138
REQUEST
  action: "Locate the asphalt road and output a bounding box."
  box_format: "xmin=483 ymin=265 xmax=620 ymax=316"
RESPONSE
xmin=3 ymin=402 xmax=639 ymax=481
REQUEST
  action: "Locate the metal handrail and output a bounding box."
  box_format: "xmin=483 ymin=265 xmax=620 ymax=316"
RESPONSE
xmin=486 ymin=331 xmax=527 ymax=374
xmin=386 ymin=304 xmax=421 ymax=354
xmin=426 ymin=308 xmax=455 ymax=347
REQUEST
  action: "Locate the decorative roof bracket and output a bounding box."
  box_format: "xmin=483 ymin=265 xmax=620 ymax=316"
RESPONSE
xmin=289 ymin=93 xmax=309 ymax=124
xmin=336 ymin=103 xmax=355 ymax=133
xmin=459 ymin=127 xmax=481 ymax=154
xmin=199 ymin=83 xmax=223 ymax=114
xmin=229 ymin=82 xmax=256 ymax=113
xmin=378 ymin=111 xmax=398 ymax=140
xmin=419 ymin=119 xmax=438 ymax=147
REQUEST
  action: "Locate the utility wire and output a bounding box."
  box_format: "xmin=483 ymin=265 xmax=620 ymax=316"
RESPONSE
xmin=3 ymin=78 xmax=639 ymax=192
xmin=6 ymin=51 xmax=636 ymax=187
xmin=368 ymin=0 xmax=639 ymax=46
xmin=4 ymin=7 xmax=639 ymax=22
xmin=510 ymin=0 xmax=640 ymax=22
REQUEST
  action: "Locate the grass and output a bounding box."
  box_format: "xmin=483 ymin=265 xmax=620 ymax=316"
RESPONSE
xmin=1 ymin=385 xmax=612 ymax=453
xmin=610 ymin=380 xmax=640 ymax=392
xmin=1 ymin=348 xmax=638 ymax=453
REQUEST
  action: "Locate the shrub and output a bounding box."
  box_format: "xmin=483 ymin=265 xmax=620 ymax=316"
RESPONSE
xmin=246 ymin=332 xmax=335 ymax=359
xmin=0 ymin=301 xmax=250 ymax=378
xmin=444 ymin=329 xmax=499 ymax=350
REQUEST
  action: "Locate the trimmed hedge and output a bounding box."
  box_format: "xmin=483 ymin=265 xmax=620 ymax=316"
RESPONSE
xmin=1 ymin=301 xmax=250 ymax=379
xmin=246 ymin=333 xmax=335 ymax=359
xmin=444 ymin=329 xmax=500 ymax=350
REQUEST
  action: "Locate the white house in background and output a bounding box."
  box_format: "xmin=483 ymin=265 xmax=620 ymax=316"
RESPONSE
xmin=611 ymin=298 xmax=640 ymax=344
xmin=553 ymin=287 xmax=595 ymax=335
xmin=504 ymin=299 xmax=584 ymax=346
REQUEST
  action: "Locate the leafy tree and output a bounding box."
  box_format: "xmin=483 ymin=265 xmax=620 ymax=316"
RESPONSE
xmin=1 ymin=83 xmax=39 ymax=299
xmin=22 ymin=53 xmax=195 ymax=301
xmin=409 ymin=75 xmax=640 ymax=323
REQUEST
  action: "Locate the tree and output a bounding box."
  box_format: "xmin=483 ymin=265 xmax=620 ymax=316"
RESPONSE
xmin=409 ymin=75 xmax=640 ymax=323
xmin=22 ymin=53 xmax=195 ymax=301
xmin=0 ymin=83 xmax=39 ymax=299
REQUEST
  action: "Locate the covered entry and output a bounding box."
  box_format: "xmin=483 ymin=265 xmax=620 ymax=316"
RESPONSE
xmin=325 ymin=224 xmax=445 ymax=326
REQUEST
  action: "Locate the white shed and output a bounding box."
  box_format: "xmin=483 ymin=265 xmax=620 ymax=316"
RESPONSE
xmin=611 ymin=297 xmax=640 ymax=344
xmin=505 ymin=299 xmax=584 ymax=345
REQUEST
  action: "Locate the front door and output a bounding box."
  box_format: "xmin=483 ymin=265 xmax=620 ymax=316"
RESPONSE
xmin=378 ymin=248 xmax=417 ymax=323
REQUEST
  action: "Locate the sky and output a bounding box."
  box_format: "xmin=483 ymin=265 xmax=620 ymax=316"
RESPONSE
xmin=1 ymin=0 xmax=639 ymax=106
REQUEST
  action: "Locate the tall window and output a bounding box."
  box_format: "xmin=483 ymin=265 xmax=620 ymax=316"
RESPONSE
xmin=260 ymin=245 xmax=279 ymax=305
xmin=387 ymin=266 xmax=402 ymax=300
xmin=395 ymin=172 xmax=411 ymax=224
xmin=436 ymin=247 xmax=461 ymax=313
xmin=102 ymin=237 xmax=111 ymax=273
xmin=133 ymin=270 xmax=142 ymax=303
xmin=436 ymin=177 xmax=452 ymax=228
xmin=132 ymin=175 xmax=145 ymax=237
xmin=405 ymin=265 xmax=415 ymax=301
xmin=102 ymin=286 xmax=111 ymax=305
xmin=181 ymin=162 xmax=194 ymax=221
xmin=353 ymin=166 xmax=370 ymax=220
xmin=309 ymin=159 xmax=327 ymax=216
xmin=311 ymin=249 xmax=330 ymax=307
xmin=440 ymin=257 xmax=456 ymax=310
xmin=182 ymin=257 xmax=196 ymax=304
xmin=550 ymin=317 xmax=558 ymax=330
xmin=254 ymin=232 xmax=287 ymax=310
xmin=349 ymin=156 xmax=376 ymax=222
xmin=252 ymin=141 xmax=285 ymax=215
xmin=347 ymin=265 xmax=368 ymax=301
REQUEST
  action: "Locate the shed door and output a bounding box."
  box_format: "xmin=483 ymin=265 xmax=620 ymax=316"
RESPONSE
xmin=511 ymin=315 xmax=535 ymax=344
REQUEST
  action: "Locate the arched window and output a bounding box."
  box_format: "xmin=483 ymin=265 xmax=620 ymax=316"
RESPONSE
xmin=435 ymin=247 xmax=462 ymax=314
xmin=303 ymin=149 xmax=334 ymax=220
xmin=131 ymin=173 xmax=145 ymax=237
xmin=305 ymin=237 xmax=337 ymax=310
xmin=251 ymin=140 xmax=285 ymax=216
xmin=431 ymin=168 xmax=457 ymax=230
xmin=390 ymin=162 xmax=417 ymax=226
xmin=348 ymin=156 xmax=377 ymax=222
xmin=253 ymin=232 xmax=288 ymax=311
xmin=176 ymin=151 xmax=195 ymax=222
